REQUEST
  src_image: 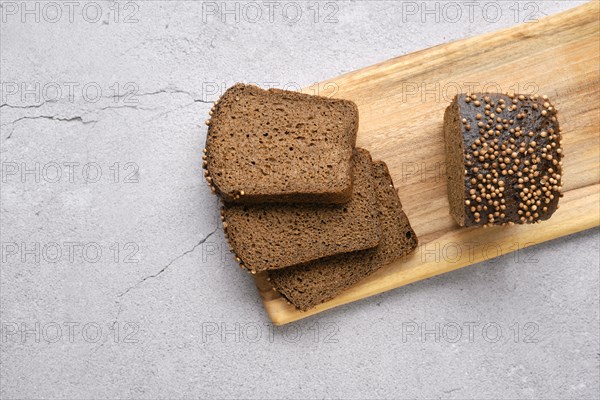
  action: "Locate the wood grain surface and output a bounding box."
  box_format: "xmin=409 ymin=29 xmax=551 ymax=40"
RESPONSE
xmin=254 ymin=2 xmax=600 ymax=325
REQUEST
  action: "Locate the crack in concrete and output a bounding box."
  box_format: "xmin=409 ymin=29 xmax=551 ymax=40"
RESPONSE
xmin=96 ymin=104 xmax=157 ymax=111
xmin=0 ymin=101 xmax=57 ymax=109
xmin=138 ymin=90 xmax=212 ymax=104
xmin=117 ymin=88 xmax=212 ymax=105
xmin=2 ymin=115 xmax=95 ymax=127
xmin=116 ymin=227 xmax=218 ymax=298
xmin=1 ymin=88 xmax=209 ymax=139
xmin=109 ymin=88 xmax=209 ymax=103
xmin=2 ymin=115 xmax=98 ymax=140
xmin=150 ymin=99 xmax=210 ymax=121
xmin=1 ymin=104 xmax=158 ymax=140
xmin=443 ymin=388 xmax=462 ymax=394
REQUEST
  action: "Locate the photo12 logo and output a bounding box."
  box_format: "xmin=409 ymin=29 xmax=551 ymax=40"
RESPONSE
xmin=0 ymin=82 xmax=140 ymax=105
xmin=201 ymin=1 xmax=340 ymax=24
xmin=200 ymin=81 xmax=339 ymax=102
xmin=399 ymin=161 xmax=447 ymax=184
xmin=1 ymin=321 xmax=140 ymax=344
xmin=201 ymin=321 xmax=340 ymax=344
xmin=1 ymin=242 xmax=140 ymax=264
xmin=401 ymin=321 xmax=540 ymax=343
xmin=0 ymin=1 xmax=140 ymax=24
xmin=401 ymin=2 xmax=541 ymax=24
xmin=1 ymin=161 xmax=140 ymax=184
xmin=418 ymin=241 xmax=539 ymax=264
xmin=399 ymin=81 xmax=540 ymax=103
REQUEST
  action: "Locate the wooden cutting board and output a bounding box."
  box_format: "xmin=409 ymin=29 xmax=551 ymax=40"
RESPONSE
xmin=254 ymin=1 xmax=600 ymax=325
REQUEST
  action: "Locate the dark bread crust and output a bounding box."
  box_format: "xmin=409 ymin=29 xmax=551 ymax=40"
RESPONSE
xmin=204 ymin=83 xmax=359 ymax=204
xmin=444 ymin=93 xmax=563 ymax=227
xmin=222 ymin=148 xmax=381 ymax=273
xmin=444 ymin=100 xmax=467 ymax=226
xmin=268 ymin=160 xmax=418 ymax=311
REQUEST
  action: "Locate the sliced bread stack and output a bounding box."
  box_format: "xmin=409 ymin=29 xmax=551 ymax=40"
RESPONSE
xmin=203 ymin=83 xmax=418 ymax=311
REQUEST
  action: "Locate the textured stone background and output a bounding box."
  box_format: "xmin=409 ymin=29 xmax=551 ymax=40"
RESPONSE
xmin=1 ymin=1 xmax=598 ymax=399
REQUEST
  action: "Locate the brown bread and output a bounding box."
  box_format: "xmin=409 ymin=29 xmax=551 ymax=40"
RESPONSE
xmin=268 ymin=160 xmax=418 ymax=311
xmin=204 ymin=83 xmax=359 ymax=204
xmin=444 ymin=93 xmax=563 ymax=227
xmin=222 ymin=148 xmax=381 ymax=273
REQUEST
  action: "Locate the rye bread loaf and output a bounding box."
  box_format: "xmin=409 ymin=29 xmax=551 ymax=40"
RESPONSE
xmin=203 ymin=83 xmax=359 ymax=204
xmin=222 ymin=148 xmax=381 ymax=273
xmin=268 ymin=160 xmax=418 ymax=311
xmin=444 ymin=93 xmax=563 ymax=227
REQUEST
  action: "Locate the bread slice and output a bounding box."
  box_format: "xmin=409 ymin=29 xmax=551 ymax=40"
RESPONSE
xmin=222 ymin=148 xmax=381 ymax=273
xmin=444 ymin=93 xmax=563 ymax=227
xmin=204 ymin=83 xmax=359 ymax=204
xmin=268 ymin=160 xmax=418 ymax=311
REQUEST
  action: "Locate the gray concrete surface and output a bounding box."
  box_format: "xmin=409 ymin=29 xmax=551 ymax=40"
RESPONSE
xmin=1 ymin=1 xmax=598 ymax=399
